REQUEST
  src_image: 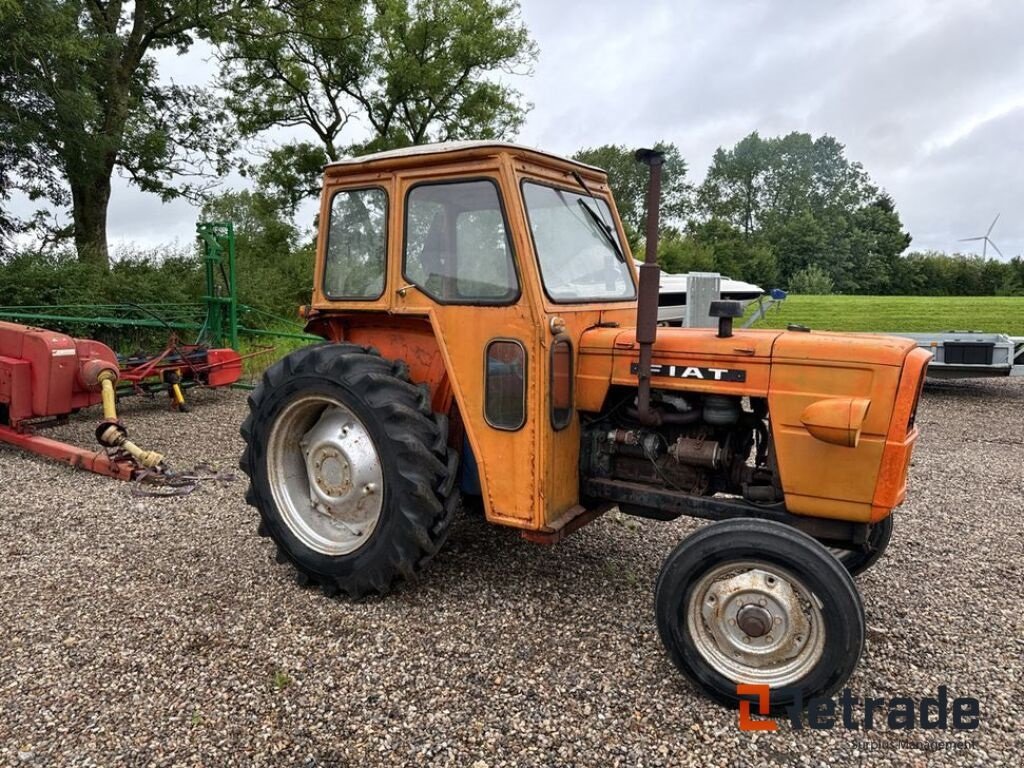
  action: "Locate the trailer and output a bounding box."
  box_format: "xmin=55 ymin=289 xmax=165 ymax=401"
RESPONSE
xmin=677 ymin=282 xmax=1021 ymax=380
xmin=897 ymin=331 xmax=1024 ymax=379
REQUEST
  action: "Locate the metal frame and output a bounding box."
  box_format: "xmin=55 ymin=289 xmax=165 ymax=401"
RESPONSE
xmin=582 ymin=477 xmax=871 ymax=549
xmin=196 ymin=221 xmax=239 ymax=349
xmin=0 ymin=221 xmax=316 ymax=352
xmin=0 ymin=425 xmax=137 ymax=481
xmin=894 ymin=331 xmax=1024 ymax=379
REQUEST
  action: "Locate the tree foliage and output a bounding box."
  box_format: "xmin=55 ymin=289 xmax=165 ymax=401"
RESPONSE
xmin=572 ymin=141 xmax=690 ymax=246
xmin=789 ymin=264 xmax=834 ymax=295
xmin=0 ymin=0 xmax=235 ymax=266
xmin=700 ymin=132 xmax=875 ymax=235
xmin=217 ymin=0 xmax=538 ymax=205
xmin=691 ymin=132 xmax=911 ymax=292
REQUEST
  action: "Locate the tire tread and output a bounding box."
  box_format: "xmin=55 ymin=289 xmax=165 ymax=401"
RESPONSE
xmin=239 ymin=342 xmax=459 ymax=598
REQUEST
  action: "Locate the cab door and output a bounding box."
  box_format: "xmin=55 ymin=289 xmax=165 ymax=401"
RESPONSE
xmin=392 ymin=168 xmax=543 ymax=528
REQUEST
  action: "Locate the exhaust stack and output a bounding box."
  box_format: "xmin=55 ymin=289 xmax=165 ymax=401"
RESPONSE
xmin=633 ymin=148 xmax=665 ymax=426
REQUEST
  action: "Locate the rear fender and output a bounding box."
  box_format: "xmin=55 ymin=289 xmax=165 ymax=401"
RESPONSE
xmin=305 ymin=314 xmax=453 ymax=414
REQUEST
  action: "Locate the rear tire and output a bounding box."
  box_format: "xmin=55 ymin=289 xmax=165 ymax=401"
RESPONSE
xmin=655 ymin=518 xmax=864 ymax=712
xmin=240 ymin=343 xmax=458 ymax=598
xmin=830 ymin=515 xmax=893 ymax=577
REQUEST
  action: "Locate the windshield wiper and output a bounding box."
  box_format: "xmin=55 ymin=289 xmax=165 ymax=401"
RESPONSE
xmin=572 ymin=170 xmax=625 ymax=263
xmin=577 ymin=198 xmax=625 ymax=263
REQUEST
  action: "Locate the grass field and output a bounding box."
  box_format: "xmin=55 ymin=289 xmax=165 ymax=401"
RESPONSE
xmin=746 ymin=295 xmax=1024 ymax=336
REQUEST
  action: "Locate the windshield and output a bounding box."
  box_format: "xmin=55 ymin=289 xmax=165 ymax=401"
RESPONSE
xmin=522 ymin=181 xmax=636 ymax=302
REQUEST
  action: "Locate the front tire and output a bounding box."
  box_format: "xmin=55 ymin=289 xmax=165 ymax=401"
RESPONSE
xmin=830 ymin=515 xmax=893 ymax=577
xmin=655 ymin=519 xmax=864 ymax=712
xmin=240 ymin=343 xmax=458 ymax=598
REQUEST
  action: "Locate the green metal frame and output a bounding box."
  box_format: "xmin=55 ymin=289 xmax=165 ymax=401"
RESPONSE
xmin=196 ymin=221 xmax=239 ymax=350
xmin=0 ymin=222 xmax=317 ymax=350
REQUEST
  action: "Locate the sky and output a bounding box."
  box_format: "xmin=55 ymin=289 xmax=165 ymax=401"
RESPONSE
xmin=16 ymin=0 xmax=1024 ymax=259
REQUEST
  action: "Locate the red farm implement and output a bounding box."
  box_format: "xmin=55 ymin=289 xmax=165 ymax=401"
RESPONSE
xmin=0 ymin=222 xmax=315 ymax=482
xmin=0 ymin=320 xmax=251 ymax=481
xmin=117 ymin=336 xmax=251 ymax=412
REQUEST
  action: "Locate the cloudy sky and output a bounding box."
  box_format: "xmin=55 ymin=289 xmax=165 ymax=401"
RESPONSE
xmin=36 ymin=0 xmax=1024 ymax=258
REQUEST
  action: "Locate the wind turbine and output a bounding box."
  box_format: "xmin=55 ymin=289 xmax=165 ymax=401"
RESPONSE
xmin=959 ymin=214 xmax=1004 ymax=258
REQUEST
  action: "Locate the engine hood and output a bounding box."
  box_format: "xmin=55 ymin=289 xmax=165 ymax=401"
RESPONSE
xmin=581 ymin=326 xmax=916 ymax=367
xmin=770 ymin=329 xmax=917 ymax=367
xmin=575 ymin=325 xmax=919 ymax=410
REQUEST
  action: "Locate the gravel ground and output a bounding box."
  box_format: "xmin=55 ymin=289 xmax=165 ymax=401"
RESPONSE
xmin=1 ymin=378 xmax=1022 ymax=767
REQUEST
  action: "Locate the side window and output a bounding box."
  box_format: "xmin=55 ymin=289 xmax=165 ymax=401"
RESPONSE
xmin=404 ymin=180 xmax=518 ymax=303
xmin=485 ymin=340 xmax=526 ymax=430
xmin=324 ymin=187 xmax=387 ymax=300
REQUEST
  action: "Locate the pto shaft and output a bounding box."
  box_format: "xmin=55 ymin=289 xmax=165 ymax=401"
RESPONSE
xmin=95 ymin=370 xmax=165 ymax=469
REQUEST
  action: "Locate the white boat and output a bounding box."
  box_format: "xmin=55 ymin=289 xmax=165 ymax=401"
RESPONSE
xmin=658 ymin=273 xmax=765 ymax=325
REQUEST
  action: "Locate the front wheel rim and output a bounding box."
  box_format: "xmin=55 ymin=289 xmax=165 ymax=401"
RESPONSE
xmin=686 ymin=560 xmax=826 ymax=686
xmin=267 ymin=395 xmax=384 ymax=556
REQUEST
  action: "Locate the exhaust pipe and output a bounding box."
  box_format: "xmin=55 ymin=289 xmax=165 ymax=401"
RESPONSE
xmin=633 ymin=148 xmax=665 ymax=426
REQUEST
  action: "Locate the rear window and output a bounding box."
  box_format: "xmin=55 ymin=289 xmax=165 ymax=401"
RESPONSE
xmin=323 ymin=187 xmax=388 ymax=300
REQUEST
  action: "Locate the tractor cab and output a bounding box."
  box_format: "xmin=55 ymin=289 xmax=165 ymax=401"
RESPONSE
xmin=304 ymin=141 xmax=647 ymax=531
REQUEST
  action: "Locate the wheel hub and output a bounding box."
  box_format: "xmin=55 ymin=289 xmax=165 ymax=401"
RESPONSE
xmin=311 ymin=446 xmax=351 ymax=497
xmin=736 ymin=604 xmax=773 ymax=638
xmin=300 ymin=409 xmax=382 ymax=525
xmin=694 ymin=566 xmax=820 ymax=679
xmin=267 ymin=396 xmax=385 ymax=556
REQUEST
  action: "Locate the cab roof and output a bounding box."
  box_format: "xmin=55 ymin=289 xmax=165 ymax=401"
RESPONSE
xmin=324 ymin=140 xmax=605 ymax=176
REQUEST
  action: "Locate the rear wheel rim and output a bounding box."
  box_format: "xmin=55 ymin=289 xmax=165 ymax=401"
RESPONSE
xmin=267 ymin=395 xmax=384 ymax=556
xmin=687 ymin=560 xmax=825 ymax=686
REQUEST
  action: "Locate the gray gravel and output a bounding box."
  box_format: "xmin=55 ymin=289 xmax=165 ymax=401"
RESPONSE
xmin=1 ymin=379 xmax=1022 ymax=767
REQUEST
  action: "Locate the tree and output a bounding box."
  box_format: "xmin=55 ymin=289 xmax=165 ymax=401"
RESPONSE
xmin=700 ymin=132 xmax=876 ymax=235
xmin=657 ymin=233 xmax=715 ymax=275
xmin=217 ymin=0 xmax=538 ymax=205
xmin=698 ymin=133 xmax=770 ymax=236
xmin=789 ymin=264 xmax=834 ymax=295
xmin=573 ymin=141 xmax=690 ymax=246
xmin=696 ymin=131 xmax=909 ymax=291
xmin=686 ymin=217 xmax=778 ymax=287
xmin=0 ymin=141 xmax=20 ymax=258
xmin=847 ymin=194 xmax=912 ymax=294
xmin=0 ymin=1 xmax=233 ymax=267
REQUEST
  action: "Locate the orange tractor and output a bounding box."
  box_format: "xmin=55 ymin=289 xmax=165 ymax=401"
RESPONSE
xmin=240 ymin=142 xmax=929 ymax=710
